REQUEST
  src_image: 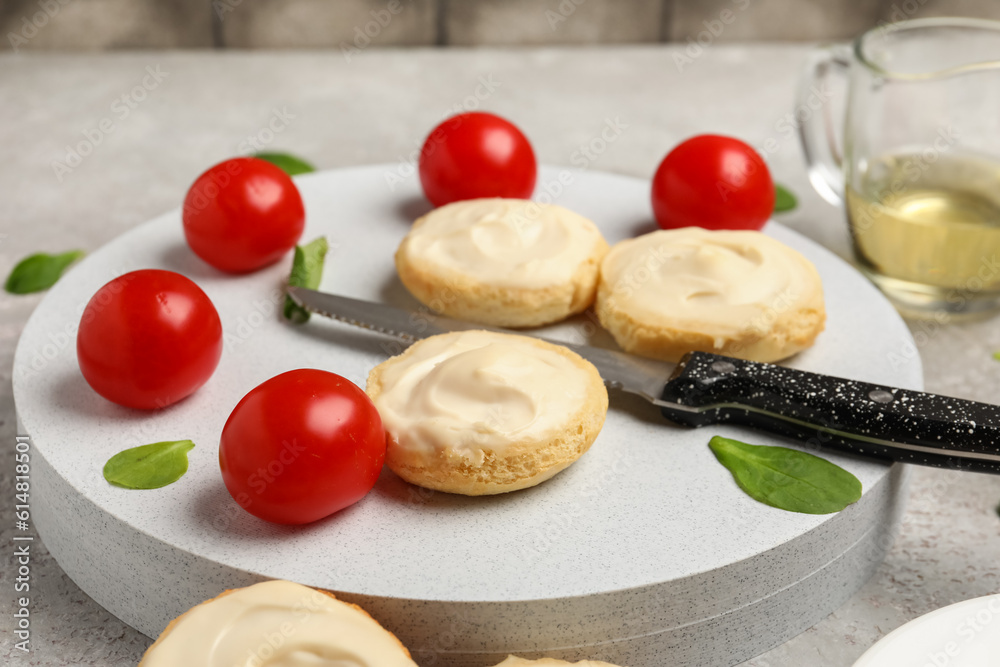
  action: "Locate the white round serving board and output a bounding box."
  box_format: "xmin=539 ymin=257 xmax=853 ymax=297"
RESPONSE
xmin=14 ymin=165 xmax=922 ymax=667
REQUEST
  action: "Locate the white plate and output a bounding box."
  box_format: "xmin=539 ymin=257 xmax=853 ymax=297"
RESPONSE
xmin=13 ymin=164 xmax=922 ymax=667
xmin=853 ymin=595 xmax=1000 ymax=666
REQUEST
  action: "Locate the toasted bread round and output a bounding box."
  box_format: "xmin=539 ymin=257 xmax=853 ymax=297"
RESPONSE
xmin=138 ymin=580 xmax=415 ymax=666
xmin=366 ymin=330 xmax=608 ymax=495
xmin=490 ymin=656 xmax=624 ymax=667
xmin=396 ymin=198 xmax=609 ymax=328
xmin=596 ymin=227 xmax=825 ymax=363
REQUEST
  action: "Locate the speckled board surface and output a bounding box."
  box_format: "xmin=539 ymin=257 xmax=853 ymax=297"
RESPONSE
xmin=12 ymin=165 xmax=922 ymax=666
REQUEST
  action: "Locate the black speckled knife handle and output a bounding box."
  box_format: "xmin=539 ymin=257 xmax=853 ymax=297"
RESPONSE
xmin=659 ymin=351 xmax=1000 ymax=474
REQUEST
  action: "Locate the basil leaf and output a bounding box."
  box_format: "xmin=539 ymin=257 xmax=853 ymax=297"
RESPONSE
xmin=284 ymin=237 xmax=329 ymax=324
xmin=774 ymin=184 xmax=798 ymax=213
xmin=708 ymin=436 xmax=861 ymax=514
xmin=253 ymin=152 xmax=316 ymax=176
xmin=103 ymin=440 xmax=195 ymax=490
xmin=5 ymin=250 xmax=85 ymax=294
xmin=992 ymin=351 xmax=1000 ymax=362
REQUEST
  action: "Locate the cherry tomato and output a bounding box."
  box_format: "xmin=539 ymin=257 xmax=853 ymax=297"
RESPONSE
xmin=419 ymin=112 xmax=537 ymax=207
xmin=219 ymin=369 xmax=386 ymax=525
xmin=651 ymin=134 xmax=775 ymax=231
xmin=182 ymin=157 xmax=305 ymax=273
xmin=77 ymin=269 xmax=223 ymax=410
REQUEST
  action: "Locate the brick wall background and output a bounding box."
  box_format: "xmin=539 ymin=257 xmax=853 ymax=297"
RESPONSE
xmin=2 ymin=0 xmax=999 ymax=50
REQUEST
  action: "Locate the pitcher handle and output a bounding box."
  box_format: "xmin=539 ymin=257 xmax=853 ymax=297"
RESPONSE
xmin=798 ymin=44 xmax=852 ymax=206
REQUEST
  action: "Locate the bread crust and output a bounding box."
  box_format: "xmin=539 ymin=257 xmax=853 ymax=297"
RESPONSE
xmin=395 ymin=203 xmax=609 ymax=328
xmin=138 ymin=583 xmax=413 ymax=665
xmin=367 ymin=334 xmax=609 ymax=496
xmin=490 ymin=656 xmax=625 ymax=667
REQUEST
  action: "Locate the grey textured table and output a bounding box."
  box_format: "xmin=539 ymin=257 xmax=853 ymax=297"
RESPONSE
xmin=1 ymin=46 xmax=998 ymax=666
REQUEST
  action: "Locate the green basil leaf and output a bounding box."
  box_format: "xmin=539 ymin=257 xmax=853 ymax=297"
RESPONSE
xmin=774 ymin=184 xmax=798 ymax=213
xmin=284 ymin=237 xmax=329 ymax=324
xmin=103 ymin=440 xmax=195 ymax=490
xmin=5 ymin=250 xmax=85 ymax=294
xmin=992 ymin=351 xmax=1000 ymax=362
xmin=708 ymin=436 xmax=862 ymax=514
xmin=253 ymin=152 xmax=316 ymax=176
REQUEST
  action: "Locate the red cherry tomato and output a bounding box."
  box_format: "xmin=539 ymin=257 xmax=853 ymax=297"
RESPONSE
xmin=651 ymin=134 xmax=775 ymax=231
xmin=77 ymin=269 xmax=223 ymax=410
xmin=219 ymin=369 xmax=386 ymax=525
xmin=182 ymin=157 xmax=305 ymax=273
xmin=419 ymin=112 xmax=537 ymax=207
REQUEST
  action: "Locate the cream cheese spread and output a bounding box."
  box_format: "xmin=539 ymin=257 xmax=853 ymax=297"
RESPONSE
xmin=140 ymin=581 xmax=417 ymax=667
xmin=403 ymin=198 xmax=605 ymax=288
xmin=371 ymin=330 xmax=592 ymax=464
xmin=601 ymin=227 xmax=822 ymax=339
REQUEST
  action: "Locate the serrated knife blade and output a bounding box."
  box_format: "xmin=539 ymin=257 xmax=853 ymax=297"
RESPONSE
xmin=285 ymin=286 xmax=681 ymax=409
xmin=286 ymin=285 xmax=1000 ymax=473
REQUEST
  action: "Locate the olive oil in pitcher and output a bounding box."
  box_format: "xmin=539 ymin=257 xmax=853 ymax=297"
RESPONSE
xmin=847 ymin=152 xmax=1000 ymax=294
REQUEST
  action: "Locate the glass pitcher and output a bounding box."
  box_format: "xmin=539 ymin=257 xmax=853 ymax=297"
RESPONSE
xmin=799 ymin=17 xmax=1000 ymax=318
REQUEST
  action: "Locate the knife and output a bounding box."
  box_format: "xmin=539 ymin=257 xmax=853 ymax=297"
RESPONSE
xmin=287 ymin=286 xmax=1000 ymax=474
